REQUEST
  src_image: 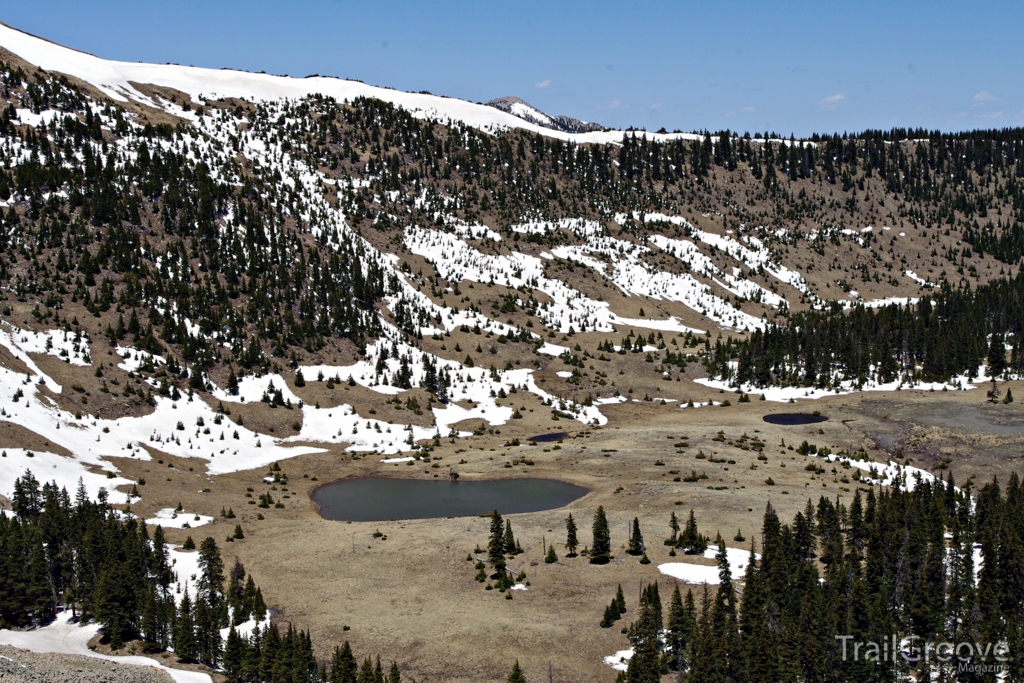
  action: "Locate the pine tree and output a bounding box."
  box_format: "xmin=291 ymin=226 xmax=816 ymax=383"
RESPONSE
xmin=590 ymin=506 xmax=611 ymax=564
xmin=198 ymin=536 xmax=227 ymax=617
xmin=544 ymin=545 xmax=557 ymax=563
xmin=503 ymin=519 xmax=517 ymax=556
xmin=174 ymin=592 xmax=198 ymax=663
xmin=625 ymin=583 xmax=663 ymax=683
xmin=678 ymin=509 xmax=707 ymax=554
xmin=627 ymin=517 xmax=644 ymax=555
xmin=507 ymin=660 xmax=527 ymax=683
xmin=222 ymin=625 xmax=245 ymax=682
xmin=666 ymin=585 xmax=695 ymax=671
xmin=487 ymin=510 xmax=506 ymax=576
xmin=565 ymin=513 xmax=579 ymax=557
xmin=600 ymin=603 xmax=617 ymax=628
xmin=356 ymin=655 xmax=375 ymax=683
xmin=988 ymin=332 xmax=1007 ymax=377
xmin=330 ymin=641 xmax=358 ymax=683
xmin=227 ymin=559 xmax=246 ymax=624
xmin=666 ymin=511 xmax=680 ymax=545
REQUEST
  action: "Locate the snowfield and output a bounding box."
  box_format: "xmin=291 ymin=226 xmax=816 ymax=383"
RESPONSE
xmin=0 ymin=612 xmax=211 ymax=683
xmin=405 ymin=225 xmax=704 ymax=333
xmin=658 ymin=544 xmax=757 ymax=585
xmin=696 ymin=361 xmax=984 ymax=403
xmin=145 ymin=508 xmax=214 ymax=529
xmin=0 ymin=22 xmax=700 ymax=146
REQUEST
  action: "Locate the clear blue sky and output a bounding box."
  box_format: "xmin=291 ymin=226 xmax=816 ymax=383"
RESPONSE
xmin=5 ymin=1 xmax=1022 ymax=136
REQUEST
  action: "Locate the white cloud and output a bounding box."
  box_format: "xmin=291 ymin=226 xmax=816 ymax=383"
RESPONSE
xmin=740 ymin=106 xmax=756 ymax=113
xmin=650 ymin=103 xmax=663 ymax=110
xmin=973 ymin=90 xmax=1000 ymax=105
xmin=535 ymin=79 xmax=551 ymax=89
xmin=816 ymin=93 xmax=847 ymax=111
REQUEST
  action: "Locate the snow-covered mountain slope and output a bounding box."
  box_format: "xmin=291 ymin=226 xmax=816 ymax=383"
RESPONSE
xmin=0 ymin=21 xmax=690 ymax=144
xmin=0 ymin=18 xmax=1017 ymax=514
xmin=485 ymin=96 xmax=603 ymax=134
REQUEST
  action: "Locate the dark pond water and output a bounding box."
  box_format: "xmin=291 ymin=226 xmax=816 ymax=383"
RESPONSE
xmin=528 ymin=432 xmax=568 ymax=442
xmin=763 ymin=413 xmax=829 ymax=425
xmin=311 ymin=477 xmax=588 ymax=522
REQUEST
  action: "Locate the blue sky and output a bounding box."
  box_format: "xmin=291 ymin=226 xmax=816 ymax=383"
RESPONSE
xmin=5 ymin=1 xmax=1021 ymax=135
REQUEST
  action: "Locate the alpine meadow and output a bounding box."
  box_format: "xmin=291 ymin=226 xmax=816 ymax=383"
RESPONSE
xmin=1 ymin=15 xmax=1024 ymax=683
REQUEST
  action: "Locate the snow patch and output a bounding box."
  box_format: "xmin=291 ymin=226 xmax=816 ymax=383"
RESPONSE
xmin=145 ymin=508 xmax=213 ymax=529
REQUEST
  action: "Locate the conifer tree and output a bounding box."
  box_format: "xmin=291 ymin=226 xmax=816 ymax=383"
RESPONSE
xmin=330 ymin=641 xmax=358 ymax=683
xmin=600 ymin=603 xmax=617 ymax=628
xmin=666 ymin=511 xmax=680 ymax=545
xmin=666 ymin=585 xmax=695 ymax=672
xmin=503 ymin=519 xmax=517 ymax=556
xmin=487 ymin=510 xmax=506 ymax=575
xmin=227 ymin=559 xmax=246 ymax=624
xmin=222 ymin=625 xmax=245 ymax=682
xmin=678 ymin=509 xmax=707 ymax=554
xmin=174 ymin=592 xmax=198 ymax=663
xmin=627 ymin=517 xmax=644 ymax=555
xmin=625 ymin=582 xmax=663 ymax=683
xmin=565 ymin=513 xmax=579 ymax=557
xmin=590 ymin=506 xmax=611 ymax=564
xmin=196 ymin=537 xmax=227 ymax=648
xmin=507 ymin=660 xmax=527 ymax=683
xmin=356 ymin=655 xmax=377 ymax=683
xmin=544 ymin=545 xmax=557 ymax=563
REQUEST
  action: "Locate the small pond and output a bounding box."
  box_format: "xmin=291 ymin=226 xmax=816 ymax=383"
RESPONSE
xmin=312 ymin=477 xmax=588 ymax=522
xmin=763 ymin=413 xmax=829 ymax=426
xmin=528 ymin=432 xmax=568 ymax=443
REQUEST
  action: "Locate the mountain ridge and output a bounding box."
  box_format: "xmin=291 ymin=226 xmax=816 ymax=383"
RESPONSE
xmin=485 ymin=95 xmax=604 ymax=134
xmin=0 ymin=21 xmax=696 ymax=145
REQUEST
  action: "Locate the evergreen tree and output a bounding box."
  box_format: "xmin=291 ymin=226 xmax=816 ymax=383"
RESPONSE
xmin=600 ymin=602 xmax=618 ymax=628
xmin=507 ymin=660 xmax=527 ymax=683
xmin=174 ymin=592 xmax=198 ymax=663
xmin=666 ymin=511 xmax=680 ymax=545
xmin=565 ymin=514 xmax=579 ymax=557
xmin=544 ymin=545 xmax=557 ymax=563
xmin=666 ymin=585 xmax=695 ymax=672
xmin=625 ymin=583 xmax=663 ymax=683
xmin=988 ymin=332 xmax=1008 ymax=377
xmin=487 ymin=510 xmax=506 ymax=576
xmin=627 ymin=517 xmax=644 ymax=555
xmin=590 ymin=506 xmax=611 ymax=564
xmin=615 ymin=584 xmax=626 ymax=615
xmin=503 ymin=519 xmax=517 ymax=556
xmin=330 ymin=641 xmax=358 ymax=683
xmin=678 ymin=509 xmax=707 ymax=554
xmin=222 ymin=625 xmax=245 ymax=682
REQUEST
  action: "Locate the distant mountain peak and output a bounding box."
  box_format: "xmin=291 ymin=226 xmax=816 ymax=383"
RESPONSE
xmin=485 ymin=96 xmax=604 ymax=134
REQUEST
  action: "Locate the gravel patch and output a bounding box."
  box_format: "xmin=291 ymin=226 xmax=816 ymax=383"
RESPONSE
xmin=0 ymin=645 xmax=173 ymax=683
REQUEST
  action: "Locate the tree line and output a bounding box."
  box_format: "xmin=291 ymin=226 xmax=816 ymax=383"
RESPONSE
xmin=708 ymin=272 xmax=1024 ymax=388
xmin=0 ymin=471 xmax=406 ymax=682
xmin=608 ymin=470 xmax=1024 ymax=683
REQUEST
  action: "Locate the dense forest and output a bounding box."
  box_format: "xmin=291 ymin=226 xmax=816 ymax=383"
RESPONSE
xmin=0 ymin=471 xmax=405 ymax=683
xmin=707 ymin=273 xmax=1024 ymax=389
xmin=613 ymin=470 xmax=1023 ymax=683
